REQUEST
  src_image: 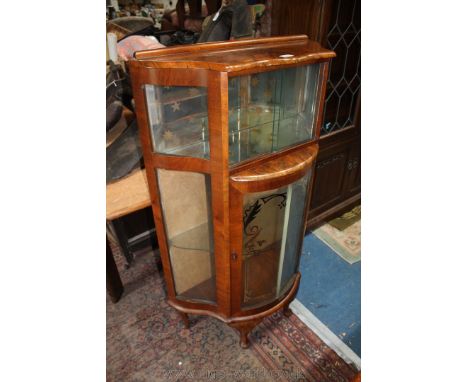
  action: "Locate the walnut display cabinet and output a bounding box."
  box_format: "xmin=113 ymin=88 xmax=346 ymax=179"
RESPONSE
xmin=129 ymin=35 xmax=335 ymax=348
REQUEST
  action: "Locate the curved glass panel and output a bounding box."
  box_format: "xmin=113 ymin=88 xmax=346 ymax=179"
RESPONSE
xmin=157 ymin=169 xmax=216 ymax=303
xmin=279 ymin=173 xmax=311 ymax=295
xmin=241 ymin=170 xmax=311 ymax=310
xmin=228 ymin=64 xmax=321 ymax=165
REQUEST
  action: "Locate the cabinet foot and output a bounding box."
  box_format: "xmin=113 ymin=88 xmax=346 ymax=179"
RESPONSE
xmin=239 ymin=328 xmax=250 ymax=349
xmin=283 ymin=305 xmax=293 ymax=317
xmin=177 ymin=311 xmax=190 ymax=329
xmin=230 ymin=319 xmax=261 ymax=349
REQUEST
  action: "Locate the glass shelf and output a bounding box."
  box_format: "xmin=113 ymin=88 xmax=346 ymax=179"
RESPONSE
xmin=169 ymin=223 xmax=212 ymax=252
xmin=163 ymin=139 xmax=209 ymax=158
xmin=228 ymin=104 xmax=312 ymax=164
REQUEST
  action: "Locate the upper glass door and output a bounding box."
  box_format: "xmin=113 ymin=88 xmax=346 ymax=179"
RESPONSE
xmin=228 ymin=64 xmax=322 ymax=165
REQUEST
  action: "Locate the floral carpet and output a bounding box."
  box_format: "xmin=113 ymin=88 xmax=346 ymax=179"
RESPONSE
xmin=107 ymin=245 xmax=358 ymax=381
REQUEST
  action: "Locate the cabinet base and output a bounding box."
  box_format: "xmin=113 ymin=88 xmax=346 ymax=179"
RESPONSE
xmin=167 ymin=273 xmax=301 ymax=348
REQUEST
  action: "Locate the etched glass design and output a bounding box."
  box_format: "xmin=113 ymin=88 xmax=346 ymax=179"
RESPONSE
xmin=241 ymin=171 xmax=311 ymax=309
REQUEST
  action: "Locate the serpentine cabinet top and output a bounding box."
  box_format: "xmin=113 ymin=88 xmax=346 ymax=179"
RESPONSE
xmin=131 ymin=35 xmax=335 ymax=73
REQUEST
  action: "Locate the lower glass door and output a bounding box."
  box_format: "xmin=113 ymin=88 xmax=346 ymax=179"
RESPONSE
xmin=241 ymin=171 xmax=311 ymax=310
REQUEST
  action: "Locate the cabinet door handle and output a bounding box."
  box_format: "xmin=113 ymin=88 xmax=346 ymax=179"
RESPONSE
xmin=231 ymin=252 xmax=238 ymax=261
xmin=347 ymin=160 xmax=353 ymax=171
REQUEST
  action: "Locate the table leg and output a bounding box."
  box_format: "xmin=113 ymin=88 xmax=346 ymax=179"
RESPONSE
xmin=106 ymin=237 xmax=123 ymax=303
xmin=109 ymin=218 xmax=134 ymax=268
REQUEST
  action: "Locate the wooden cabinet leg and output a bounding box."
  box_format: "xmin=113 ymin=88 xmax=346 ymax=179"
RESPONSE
xmin=283 ymin=305 xmax=293 ymax=317
xmin=239 ymin=327 xmax=250 ymax=349
xmin=230 ymin=320 xmax=261 ymax=349
xmin=177 ymin=311 xmax=190 ymax=329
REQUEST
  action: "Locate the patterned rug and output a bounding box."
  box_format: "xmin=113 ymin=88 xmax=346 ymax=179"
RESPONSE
xmin=313 ymin=210 xmax=361 ymax=264
xmin=328 ymin=206 xmax=361 ymax=232
xmin=107 ymin=245 xmax=358 ymax=381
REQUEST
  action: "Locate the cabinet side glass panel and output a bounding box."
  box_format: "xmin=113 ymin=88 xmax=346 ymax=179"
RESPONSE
xmin=228 ymin=64 xmax=321 ymax=165
xmin=145 ymin=85 xmax=209 ymax=158
xmin=241 ymin=172 xmax=311 ymax=310
xmin=278 ymin=170 xmax=311 ymax=295
xmin=157 ymin=169 xmax=216 ymax=304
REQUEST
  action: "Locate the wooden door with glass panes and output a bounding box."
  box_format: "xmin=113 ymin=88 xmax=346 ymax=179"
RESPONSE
xmin=270 ymin=0 xmax=361 ymax=227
